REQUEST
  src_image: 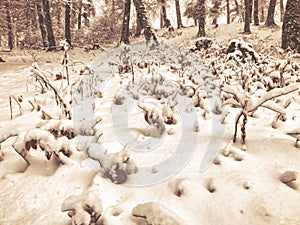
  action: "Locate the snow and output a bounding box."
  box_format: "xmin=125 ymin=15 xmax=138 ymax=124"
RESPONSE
xmin=0 ymin=22 xmax=300 ymax=225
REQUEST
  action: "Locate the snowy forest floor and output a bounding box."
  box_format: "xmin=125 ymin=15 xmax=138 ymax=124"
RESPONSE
xmin=0 ymin=22 xmax=300 ymax=225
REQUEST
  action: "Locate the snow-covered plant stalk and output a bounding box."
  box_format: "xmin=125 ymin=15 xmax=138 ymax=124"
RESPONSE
xmin=60 ymin=39 xmax=70 ymax=85
xmin=223 ymin=84 xmax=299 ymax=146
xmin=9 ymin=95 xmax=23 ymax=120
xmin=31 ymin=63 xmax=72 ymax=119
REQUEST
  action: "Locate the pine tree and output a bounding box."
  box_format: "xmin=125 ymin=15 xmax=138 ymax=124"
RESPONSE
xmin=133 ymin=0 xmax=159 ymax=46
xmin=281 ymin=0 xmax=300 ymax=53
xmin=265 ymin=0 xmax=277 ymax=26
xmin=175 ymin=0 xmax=183 ymax=28
xmin=65 ymin=0 xmax=71 ymax=45
xmin=36 ymin=0 xmax=47 ymax=47
xmin=197 ymin=0 xmax=205 ymax=37
xmin=120 ymin=0 xmax=131 ymax=44
xmin=254 ymin=0 xmax=259 ymax=25
xmin=4 ymin=0 xmax=13 ymax=50
xmin=244 ymin=0 xmax=251 ymax=33
xmin=42 ymin=0 xmax=56 ymax=50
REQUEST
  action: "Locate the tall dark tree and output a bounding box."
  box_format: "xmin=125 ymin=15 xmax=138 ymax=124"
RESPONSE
xmin=279 ymin=0 xmax=284 ymax=22
xmin=135 ymin=16 xmax=142 ymax=37
xmin=175 ymin=0 xmax=183 ymax=28
xmin=260 ymin=0 xmax=265 ymax=22
xmin=226 ymin=0 xmax=230 ymax=24
xmin=159 ymin=0 xmax=170 ymax=28
xmin=42 ymin=0 xmax=56 ymax=49
xmin=133 ymin=0 xmax=159 ymax=45
xmin=281 ymin=0 xmax=300 ymax=53
xmin=197 ymin=0 xmax=205 ymax=37
xmin=211 ymin=1 xmax=221 ymax=26
xmin=244 ymin=0 xmax=251 ymax=33
xmin=65 ymin=0 xmax=71 ymax=45
xmin=4 ymin=0 xmax=13 ymax=50
xmin=77 ymin=0 xmax=83 ymax=29
xmin=36 ymin=0 xmax=47 ymax=47
xmin=254 ymin=0 xmax=259 ymax=25
xmin=265 ymin=0 xmax=277 ymax=26
xmin=120 ymin=0 xmax=131 ymax=44
xmin=249 ymin=0 xmax=253 ymax=22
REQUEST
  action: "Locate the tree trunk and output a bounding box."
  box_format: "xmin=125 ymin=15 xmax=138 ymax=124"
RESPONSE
xmin=254 ymin=0 xmax=259 ymax=25
xmin=211 ymin=1 xmax=221 ymax=26
xmin=260 ymin=1 xmax=265 ymax=22
xmin=244 ymin=0 xmax=251 ymax=33
xmin=281 ymin=0 xmax=300 ymax=53
xmin=197 ymin=0 xmax=206 ymax=37
xmin=36 ymin=0 xmax=47 ymax=47
xmin=226 ymin=0 xmax=230 ymax=24
xmin=280 ymin=0 xmax=284 ymax=22
xmin=78 ymin=0 xmax=83 ymax=29
xmin=159 ymin=0 xmax=170 ymax=28
xmin=265 ymin=0 xmax=277 ymax=26
xmin=175 ymin=0 xmax=183 ymax=28
xmin=42 ymin=0 xmax=56 ymax=50
xmin=120 ymin=0 xmax=131 ymax=44
xmin=235 ymin=0 xmax=240 ymax=19
xmin=133 ymin=0 xmax=159 ymax=46
xmin=4 ymin=0 xmax=13 ymax=50
xmin=65 ymin=1 xmax=71 ymax=45
xmin=249 ymin=0 xmax=253 ymax=22
xmin=135 ymin=15 xmax=142 ymax=37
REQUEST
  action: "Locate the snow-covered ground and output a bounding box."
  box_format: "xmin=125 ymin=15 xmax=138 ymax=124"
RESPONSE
xmin=0 ymin=23 xmax=300 ymax=225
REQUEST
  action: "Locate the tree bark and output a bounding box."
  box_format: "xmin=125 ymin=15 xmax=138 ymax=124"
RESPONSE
xmin=254 ymin=0 xmax=259 ymax=25
xmin=226 ymin=0 xmax=230 ymax=24
xmin=78 ymin=0 xmax=83 ymax=29
xmin=265 ymin=0 xmax=277 ymax=26
xmin=65 ymin=1 xmax=71 ymax=45
xmin=281 ymin=0 xmax=300 ymax=53
xmin=133 ymin=0 xmax=159 ymax=46
xmin=175 ymin=0 xmax=183 ymax=28
xmin=197 ymin=0 xmax=206 ymax=37
xmin=260 ymin=0 xmax=265 ymax=22
xmin=244 ymin=0 xmax=251 ymax=33
xmin=159 ymin=0 xmax=170 ymax=28
xmin=135 ymin=15 xmax=142 ymax=37
xmin=211 ymin=1 xmax=221 ymax=26
xmin=249 ymin=0 xmax=253 ymax=22
xmin=120 ymin=0 xmax=131 ymax=44
xmin=280 ymin=0 xmax=284 ymax=22
xmin=5 ymin=0 xmax=13 ymax=50
xmin=36 ymin=0 xmax=47 ymax=47
xmin=42 ymin=0 xmax=56 ymax=49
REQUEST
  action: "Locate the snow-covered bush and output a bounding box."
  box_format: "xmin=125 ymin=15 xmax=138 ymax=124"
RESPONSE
xmin=61 ymin=191 xmax=102 ymax=225
xmin=12 ymin=127 xmax=75 ymax=165
xmin=86 ymin=145 xmax=137 ymax=184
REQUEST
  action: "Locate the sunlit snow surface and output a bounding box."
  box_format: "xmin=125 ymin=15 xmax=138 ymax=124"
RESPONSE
xmin=73 ymin=41 xmax=225 ymax=186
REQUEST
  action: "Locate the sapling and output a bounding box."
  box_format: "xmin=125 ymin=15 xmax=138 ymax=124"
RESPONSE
xmin=9 ymin=95 xmax=23 ymax=119
xmin=223 ymin=84 xmax=299 ymax=145
xmin=31 ymin=62 xmax=72 ymax=119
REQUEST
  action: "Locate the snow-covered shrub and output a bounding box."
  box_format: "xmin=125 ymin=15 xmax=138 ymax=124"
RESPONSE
xmin=226 ymin=39 xmax=260 ymax=63
xmin=87 ymin=146 xmax=137 ymax=184
xmin=12 ymin=124 xmax=76 ymax=165
xmin=190 ymin=37 xmax=213 ymax=52
xmin=61 ymin=191 xmax=102 ymax=225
